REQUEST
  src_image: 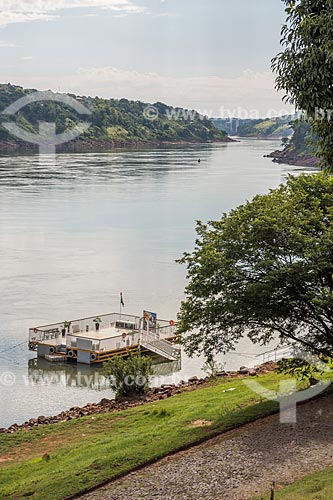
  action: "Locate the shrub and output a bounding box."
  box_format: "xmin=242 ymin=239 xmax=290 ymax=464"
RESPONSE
xmin=103 ymin=354 xmax=155 ymax=398
xmin=202 ymin=355 xmax=225 ymax=379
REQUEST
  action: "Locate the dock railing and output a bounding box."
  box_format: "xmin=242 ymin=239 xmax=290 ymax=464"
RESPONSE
xmin=29 ymin=312 xmax=141 ymax=343
xmin=96 ymin=324 xmax=178 ymax=353
xmin=257 ymin=345 xmax=295 ymax=364
xmin=157 ymin=324 xmax=178 ymax=338
xmin=67 ymin=312 xmax=142 ymax=337
xmin=28 ymin=327 xmax=60 ymax=344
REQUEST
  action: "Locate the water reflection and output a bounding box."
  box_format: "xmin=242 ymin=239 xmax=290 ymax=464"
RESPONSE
xmin=28 ymin=358 xmax=108 ymax=390
xmin=0 ymin=145 xmax=218 ymax=190
xmin=27 ymin=356 xmax=182 ymax=392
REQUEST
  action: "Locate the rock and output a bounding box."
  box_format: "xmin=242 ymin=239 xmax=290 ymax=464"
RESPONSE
xmin=249 ymin=369 xmax=257 ymax=376
xmin=239 ymin=367 xmax=250 ymax=375
xmin=161 ymin=384 xmax=175 ymax=389
xmin=188 ymin=376 xmax=199 ymax=384
xmin=99 ymin=398 xmax=111 ymax=407
xmin=156 ymin=389 xmax=171 ymax=395
xmin=0 ymin=428 xmax=7 ymax=434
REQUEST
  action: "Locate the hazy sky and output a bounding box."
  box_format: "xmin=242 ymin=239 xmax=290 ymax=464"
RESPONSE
xmin=0 ymin=0 xmax=294 ymax=117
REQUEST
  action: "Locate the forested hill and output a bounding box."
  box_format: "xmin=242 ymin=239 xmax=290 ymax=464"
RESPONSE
xmin=0 ymin=83 xmax=229 ymax=153
xmin=212 ymin=115 xmax=294 ymax=138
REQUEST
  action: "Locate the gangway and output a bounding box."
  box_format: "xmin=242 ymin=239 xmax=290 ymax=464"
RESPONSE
xmin=140 ymin=333 xmax=181 ymax=361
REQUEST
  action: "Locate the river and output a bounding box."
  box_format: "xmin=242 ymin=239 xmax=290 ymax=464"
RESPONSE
xmin=0 ymin=139 xmax=308 ymax=428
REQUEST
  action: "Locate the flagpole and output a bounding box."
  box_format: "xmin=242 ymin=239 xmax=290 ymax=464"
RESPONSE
xmin=120 ymin=292 xmax=124 ymax=317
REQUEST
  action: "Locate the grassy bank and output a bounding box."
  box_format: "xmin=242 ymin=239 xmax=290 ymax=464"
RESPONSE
xmin=0 ymin=373 xmax=292 ymax=500
xmin=254 ymin=467 xmax=333 ymax=499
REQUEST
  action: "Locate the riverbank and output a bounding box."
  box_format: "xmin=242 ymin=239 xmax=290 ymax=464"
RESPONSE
xmin=2 ymin=362 xmax=333 ymax=500
xmin=0 ymin=361 xmax=276 ymax=434
xmin=0 ymin=369 xmax=297 ymax=500
xmin=266 ymin=147 xmax=320 ymax=167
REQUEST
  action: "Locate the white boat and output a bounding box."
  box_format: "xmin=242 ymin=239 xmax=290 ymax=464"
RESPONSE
xmin=29 ymin=311 xmax=180 ymax=365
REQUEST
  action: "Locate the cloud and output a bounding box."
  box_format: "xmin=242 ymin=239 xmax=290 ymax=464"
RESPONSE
xmin=7 ymin=66 xmax=293 ymax=118
xmin=63 ymin=66 xmax=293 ymax=118
xmin=0 ymin=39 xmax=18 ymax=47
xmin=0 ymin=1 xmax=145 ymax=27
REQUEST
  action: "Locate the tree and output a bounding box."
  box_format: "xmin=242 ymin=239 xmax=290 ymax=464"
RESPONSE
xmin=103 ymin=354 xmax=154 ymax=398
xmin=272 ymin=0 xmax=333 ymax=170
xmin=177 ymin=174 xmax=333 ymax=360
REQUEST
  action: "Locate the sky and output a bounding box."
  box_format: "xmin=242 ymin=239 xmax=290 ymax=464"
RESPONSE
xmin=0 ymin=0 xmax=294 ymax=118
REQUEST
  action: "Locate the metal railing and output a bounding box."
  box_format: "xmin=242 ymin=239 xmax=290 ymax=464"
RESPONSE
xmin=140 ymin=332 xmax=179 ymax=360
xmin=28 ymin=328 xmax=60 ymax=344
xmin=29 ymin=312 xmax=178 ymax=352
xmin=157 ymin=324 xmax=178 ymax=338
xmin=257 ymin=345 xmax=295 ymax=364
xmin=29 ymin=312 xmax=141 ymax=343
xmin=97 ymin=325 xmax=177 ymax=353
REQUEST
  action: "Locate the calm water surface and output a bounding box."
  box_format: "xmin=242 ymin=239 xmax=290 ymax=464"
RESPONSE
xmin=0 ymin=140 xmax=309 ymax=427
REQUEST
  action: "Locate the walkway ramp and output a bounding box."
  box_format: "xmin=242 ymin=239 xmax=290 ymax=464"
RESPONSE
xmin=140 ymin=337 xmax=180 ymax=361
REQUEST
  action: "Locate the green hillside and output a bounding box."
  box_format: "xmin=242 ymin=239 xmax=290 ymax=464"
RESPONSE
xmin=0 ymin=83 xmax=228 ymax=153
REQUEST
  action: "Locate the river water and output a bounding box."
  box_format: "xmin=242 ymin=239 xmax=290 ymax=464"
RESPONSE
xmin=0 ymin=139 xmax=307 ymax=428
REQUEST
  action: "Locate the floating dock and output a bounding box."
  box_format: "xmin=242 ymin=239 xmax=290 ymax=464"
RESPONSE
xmin=29 ymin=312 xmax=180 ymax=365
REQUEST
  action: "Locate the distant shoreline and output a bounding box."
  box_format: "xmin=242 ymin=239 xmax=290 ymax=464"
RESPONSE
xmin=266 ymin=147 xmax=320 ymax=168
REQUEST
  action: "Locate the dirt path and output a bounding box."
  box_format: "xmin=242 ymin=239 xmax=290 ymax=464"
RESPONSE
xmin=79 ymin=394 xmax=333 ymax=500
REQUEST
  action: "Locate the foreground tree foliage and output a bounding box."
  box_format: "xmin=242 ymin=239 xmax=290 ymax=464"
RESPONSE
xmin=272 ymin=0 xmax=333 ymax=170
xmin=178 ymin=174 xmax=333 ymax=359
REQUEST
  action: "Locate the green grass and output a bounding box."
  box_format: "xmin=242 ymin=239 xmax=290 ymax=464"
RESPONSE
xmin=0 ymin=373 xmax=316 ymax=500
xmin=253 ymin=467 xmax=333 ymax=499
